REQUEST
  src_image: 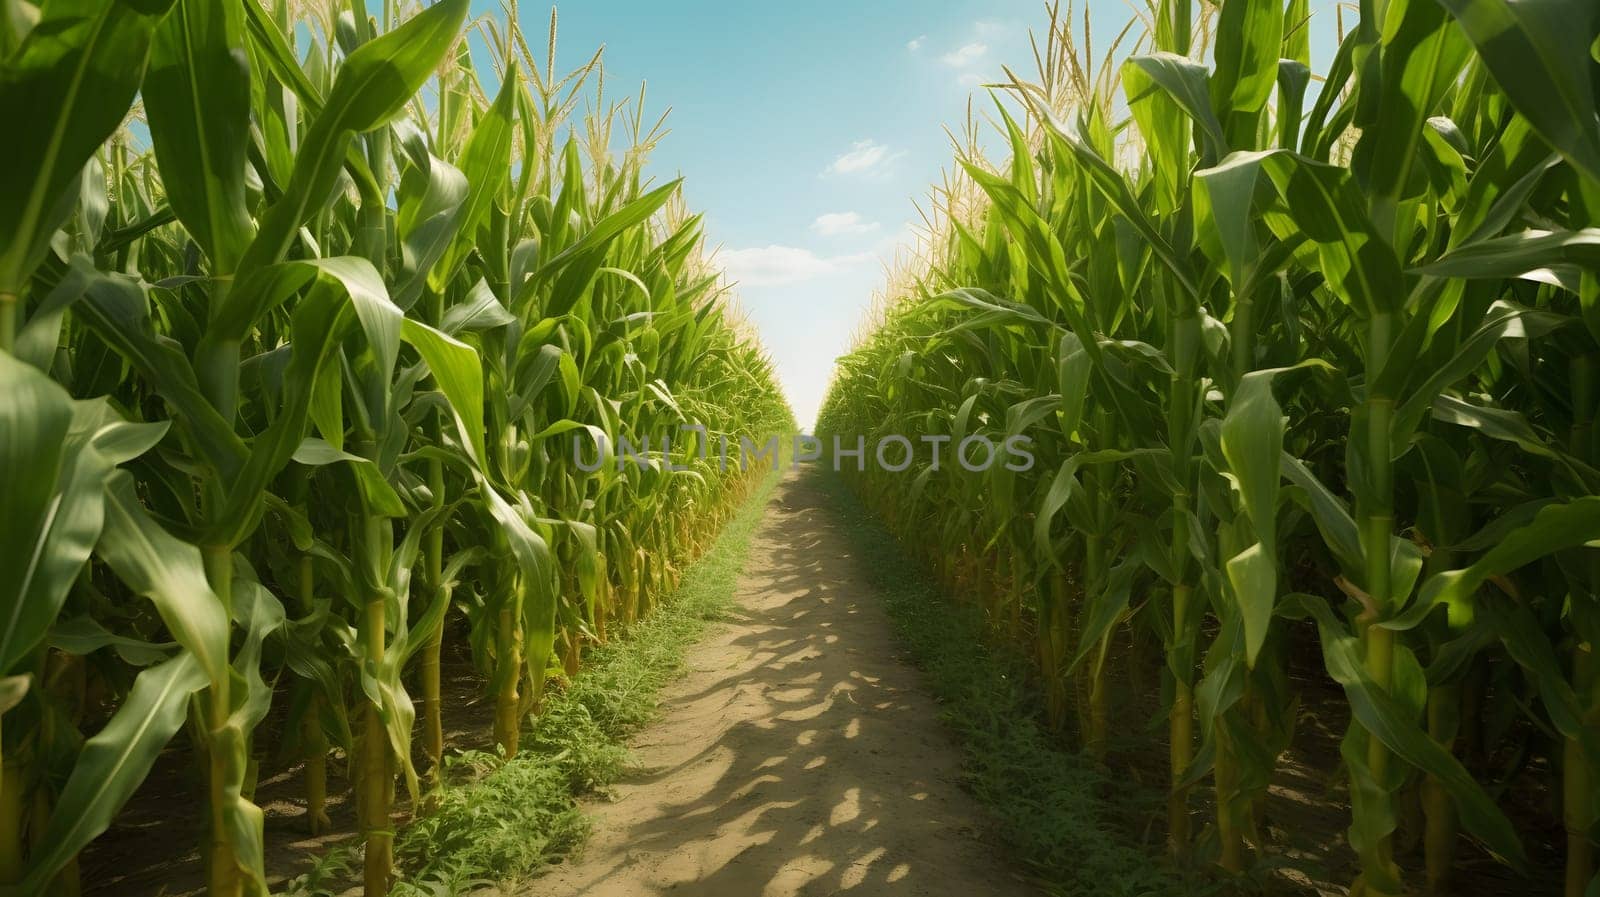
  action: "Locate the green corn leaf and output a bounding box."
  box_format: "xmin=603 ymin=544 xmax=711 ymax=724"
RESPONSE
xmin=934 ymin=286 xmax=1055 ymax=330
xmin=1034 ymin=457 xmax=1083 ymax=564
xmin=0 ymin=0 xmax=176 ymax=293
xmin=75 ymin=271 xmax=248 ymax=481
xmin=50 ymin=615 xmax=174 ymax=667
xmin=442 ymin=278 xmax=517 ymax=334
xmin=0 ymin=354 xmax=129 ymax=674
xmin=290 ymin=437 xmax=406 ymax=517
xmin=1437 ymin=0 xmax=1600 ymax=185
xmin=1389 ymin=301 xmax=1570 ymax=450
xmin=1479 ymin=595 xmax=1592 ymax=745
xmin=1034 ymin=448 xmax=1163 ymax=567
xmin=9 ymin=651 xmax=207 ymax=896
xmin=1220 ymin=370 xmax=1289 ymax=665
xmin=1210 ymin=0 xmax=1283 ymax=132
xmin=525 ymin=179 xmax=682 ymax=319
xmin=227 ymin=570 xmax=286 ymax=736
xmin=402 ymin=318 xmax=488 ymax=469
xmin=1350 ymin=0 xmax=1471 ymax=220
xmin=1196 ymin=151 xmax=1265 ymax=286
xmin=1066 ymin=561 xmax=1139 ymax=678
xmin=205 ymin=257 xmax=402 ymax=543
xmin=1276 ymin=60 xmax=1311 ymax=150
xmin=547 ymin=139 xmax=585 ymax=251
xmin=97 ymin=471 xmax=230 ymax=685
xmin=1056 ymin=331 xmax=1092 ymax=441
xmin=1255 ymin=150 xmax=1405 ymax=317
xmin=473 ymin=475 xmax=557 ymax=700
xmin=1057 ymin=129 xmax=1199 ymax=301
xmin=1417 ymin=228 xmax=1600 ymax=279
xmin=1281 ymin=452 xmax=1364 ymax=577
xmin=15 ymin=254 xmax=92 ymax=371
xmin=1292 ymin=595 xmax=1526 ymax=868
xmin=1284 ymin=0 xmax=1312 ymax=65
xmin=1126 ymin=52 xmax=1224 ymax=171
xmin=393 ymin=126 xmax=468 ymax=309
xmin=239 ymin=0 xmax=322 ymax=109
xmin=0 ymin=676 xmax=28 ymax=715
xmin=237 ymin=0 xmax=470 ymax=274
xmin=1389 ymin=497 xmax=1600 ymax=629
xmin=1449 ymin=116 xmax=1560 ymax=249
xmin=143 ymin=0 xmax=255 ymax=274
xmin=1301 ymin=30 xmax=1359 ymax=157
xmin=1429 ymin=394 xmax=1600 ymax=489
xmin=429 ymin=60 xmax=520 ymax=294
xmin=400 ymin=547 xmax=484 ymax=665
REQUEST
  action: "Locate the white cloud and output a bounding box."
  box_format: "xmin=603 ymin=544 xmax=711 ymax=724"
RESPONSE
xmin=823 ymin=139 xmax=905 ymax=177
xmin=907 ymin=34 xmax=926 ymax=51
xmin=958 ymin=72 xmax=983 ymax=87
xmin=940 ymin=42 xmax=987 ymax=67
xmin=718 ymin=245 xmax=874 ymax=287
xmin=811 ymin=212 xmax=880 ymax=237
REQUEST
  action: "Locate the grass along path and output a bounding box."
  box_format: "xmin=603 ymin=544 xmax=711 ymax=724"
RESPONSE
xmin=282 ymin=466 xmax=785 ymax=897
xmin=535 ymin=466 xmax=1038 ymax=897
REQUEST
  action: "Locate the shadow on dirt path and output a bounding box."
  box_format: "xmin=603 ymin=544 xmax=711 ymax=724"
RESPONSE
xmin=534 ymin=466 xmax=1038 ymax=896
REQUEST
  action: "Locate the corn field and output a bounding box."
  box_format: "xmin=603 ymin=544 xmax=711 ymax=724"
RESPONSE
xmin=819 ymin=1 xmax=1600 ymax=895
xmin=0 ymin=1 xmax=790 ymax=895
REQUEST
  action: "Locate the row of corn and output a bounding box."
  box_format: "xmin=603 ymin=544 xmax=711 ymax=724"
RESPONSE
xmin=0 ymin=1 xmax=791 ymax=895
xmin=819 ymin=1 xmax=1600 ymax=894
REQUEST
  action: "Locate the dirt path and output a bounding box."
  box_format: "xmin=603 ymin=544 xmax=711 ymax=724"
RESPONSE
xmin=536 ymin=469 xmax=1037 ymax=897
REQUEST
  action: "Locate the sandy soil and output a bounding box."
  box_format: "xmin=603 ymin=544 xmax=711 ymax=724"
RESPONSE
xmin=532 ymin=470 xmax=1039 ymax=897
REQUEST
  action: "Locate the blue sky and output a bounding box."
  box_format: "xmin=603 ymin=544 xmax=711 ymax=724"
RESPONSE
xmin=473 ymin=2 xmax=1342 ymax=428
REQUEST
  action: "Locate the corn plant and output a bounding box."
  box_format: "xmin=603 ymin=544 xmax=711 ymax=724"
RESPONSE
xmin=0 ymin=2 xmax=790 ymax=896
xmin=820 ymin=1 xmax=1600 ymax=894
